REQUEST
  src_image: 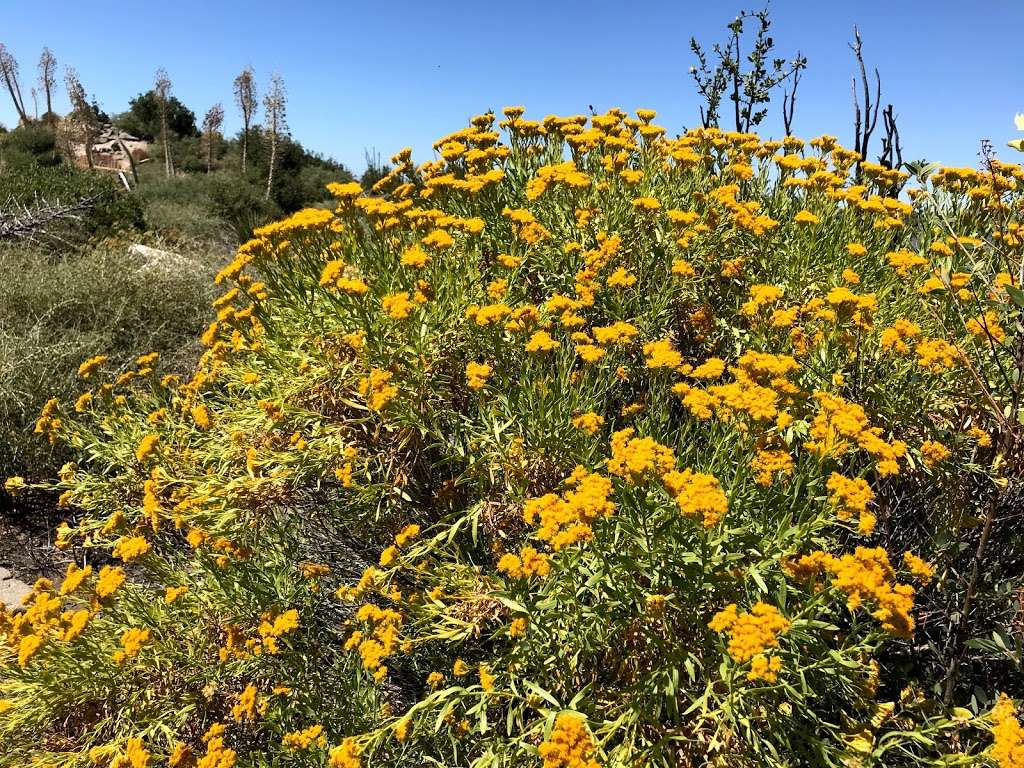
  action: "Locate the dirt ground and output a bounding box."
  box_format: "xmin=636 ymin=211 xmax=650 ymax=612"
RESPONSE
xmin=0 ymin=489 xmax=74 ymax=586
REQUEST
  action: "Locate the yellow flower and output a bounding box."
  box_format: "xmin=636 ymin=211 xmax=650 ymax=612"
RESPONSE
xmin=539 ymin=712 xmax=601 ymax=768
xmin=382 ymin=292 xmax=416 ymax=319
xmin=606 ymin=267 xmax=636 ymax=289
xmin=966 ymin=311 xmax=1006 ymax=344
xmin=358 ymin=369 xmax=398 ymax=411
xmin=747 ymin=653 xmax=783 ymax=683
xmin=282 ymin=724 xmax=326 ymax=750
xmin=741 ymin=284 xmax=783 ymax=316
xmin=191 ymin=404 xmax=213 ymax=430
xmin=709 ymin=602 xmax=790 ymax=662
xmin=400 ymin=244 xmax=430 ymax=267
xmin=885 ymin=249 xmax=929 ymax=276
xmin=525 ymin=330 xmax=560 ymax=353
xmin=18 ymin=634 xmax=43 ymax=667
xmin=113 ymin=535 xmax=151 ymax=562
xmin=642 ymin=339 xmax=682 ymax=369
xmin=165 ymin=585 xmax=188 ymax=603
xmin=135 ymin=434 xmax=160 ymax=463
xmin=571 ymin=412 xmax=604 ymax=435
xmin=794 ymin=209 xmax=820 ymax=225
xmin=96 ymin=565 xmax=126 ymax=599
xmin=608 ymin=428 xmax=675 ymax=484
xmin=632 ymin=196 xmax=661 ymax=211
xmin=465 ymin=361 xmax=492 ymax=390
xmin=77 ymin=355 xmax=108 ymax=379
xmin=479 ymin=663 xmax=495 ymax=691
xmin=497 ymin=546 xmax=551 ymax=578
xmin=915 ymin=338 xmax=958 ymax=372
xmin=920 ymin=440 xmax=951 ymax=467
xmin=329 ymin=739 xmax=361 ymax=768
xmin=113 ymin=627 xmax=151 ymax=663
xmin=663 ymin=468 xmax=729 ymax=526
xmin=991 ymin=694 xmax=1024 ymax=768
xmin=902 ymin=552 xmax=934 ymax=584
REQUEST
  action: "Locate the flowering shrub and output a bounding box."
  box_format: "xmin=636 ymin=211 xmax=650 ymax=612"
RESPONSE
xmin=3 ymin=107 xmax=1024 ymax=767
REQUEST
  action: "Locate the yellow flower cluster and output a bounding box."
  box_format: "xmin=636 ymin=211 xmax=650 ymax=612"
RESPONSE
xmin=992 ymin=694 xmax=1024 ymax=768
xmin=608 ymin=428 xmax=675 ymax=484
xmin=709 ymin=602 xmax=791 ymax=663
xmin=663 ymin=468 xmax=729 ymax=527
xmin=788 ymin=547 xmax=916 ymax=637
xmin=826 ymin=473 xmax=876 ymax=534
xmin=283 ymin=724 xmax=326 ymax=750
xmin=539 ymin=713 xmax=601 ymax=768
xmin=357 ymin=369 xmax=397 ymax=411
xmin=497 ymin=546 xmax=551 ymax=578
xmin=642 ymin=339 xmax=683 ymax=370
xmin=347 ymin=603 xmax=403 ymax=681
xmin=524 ymin=468 xmax=615 ymax=550
xmin=571 ymin=412 xmax=604 ymax=435
xmin=465 ymin=361 xmax=492 ymax=390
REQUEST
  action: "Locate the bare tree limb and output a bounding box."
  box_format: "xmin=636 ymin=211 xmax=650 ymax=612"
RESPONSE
xmin=0 ymin=195 xmax=98 ymax=242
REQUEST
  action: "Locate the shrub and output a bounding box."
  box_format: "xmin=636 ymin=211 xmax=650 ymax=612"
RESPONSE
xmin=0 ymin=240 xmax=217 ymax=483
xmin=0 ymin=123 xmax=62 ymax=167
xmin=0 ymin=161 xmax=145 ymax=239
xmin=2 ymin=109 xmax=1023 ymax=767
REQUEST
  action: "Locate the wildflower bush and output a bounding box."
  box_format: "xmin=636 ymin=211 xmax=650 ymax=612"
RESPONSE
xmin=3 ymin=107 xmax=1024 ymax=767
xmin=0 ymin=240 xmax=216 ymax=483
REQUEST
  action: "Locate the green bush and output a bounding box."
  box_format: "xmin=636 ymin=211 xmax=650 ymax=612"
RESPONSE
xmin=0 ymin=240 xmax=217 ymax=482
xmin=0 ymin=161 xmax=145 ymax=239
xmin=0 ymin=124 xmax=61 ymax=167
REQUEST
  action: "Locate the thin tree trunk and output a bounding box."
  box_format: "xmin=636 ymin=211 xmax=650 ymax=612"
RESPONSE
xmin=241 ymin=122 xmax=248 ymax=174
xmin=161 ymin=116 xmax=173 ymax=177
xmin=115 ymin=131 xmax=140 ymax=184
xmin=1 ymin=73 xmax=27 ymax=123
xmin=265 ymin=128 xmax=277 ymax=201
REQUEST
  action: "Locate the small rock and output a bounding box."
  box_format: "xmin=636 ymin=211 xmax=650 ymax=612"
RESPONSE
xmin=0 ymin=566 xmax=10 ymax=580
xmin=0 ymin=576 xmax=32 ymax=610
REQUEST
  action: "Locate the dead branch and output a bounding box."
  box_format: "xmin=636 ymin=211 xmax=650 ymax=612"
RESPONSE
xmin=0 ymin=195 xmax=98 ymax=242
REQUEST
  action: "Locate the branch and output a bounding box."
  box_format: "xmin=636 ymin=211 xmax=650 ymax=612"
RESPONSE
xmin=0 ymin=195 xmax=98 ymax=242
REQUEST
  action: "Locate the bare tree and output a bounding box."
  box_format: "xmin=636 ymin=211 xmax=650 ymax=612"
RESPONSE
xmin=38 ymin=47 xmax=56 ymax=120
xmin=154 ymin=68 xmax=174 ymax=177
xmin=202 ymin=102 xmax=225 ymax=172
xmin=0 ymin=43 xmax=29 ymax=124
xmin=233 ymin=66 xmax=258 ymax=174
xmin=879 ymin=104 xmax=903 ymax=171
xmin=781 ymin=50 xmax=803 ymax=135
xmin=263 ymin=73 xmax=287 ymax=201
xmin=64 ymin=67 xmax=99 ymax=169
xmin=850 ymin=26 xmax=881 ymax=178
xmin=30 ymin=86 xmax=38 ymax=120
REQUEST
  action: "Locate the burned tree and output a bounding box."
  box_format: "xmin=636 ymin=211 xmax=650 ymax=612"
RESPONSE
xmin=263 ymin=73 xmax=287 ymax=201
xmin=201 ymin=102 xmax=225 ymax=173
xmin=38 ymin=47 xmax=56 ymax=122
xmin=879 ymin=104 xmax=903 ymax=171
xmin=850 ymin=26 xmax=881 ymax=177
xmin=233 ymin=66 xmax=258 ymax=174
xmin=64 ymin=67 xmax=99 ymax=169
xmin=154 ymin=68 xmax=174 ymax=177
xmin=0 ymin=43 xmax=29 ymax=124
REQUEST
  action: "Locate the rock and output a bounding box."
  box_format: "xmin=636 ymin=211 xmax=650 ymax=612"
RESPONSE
xmin=128 ymin=243 xmax=202 ymax=274
xmin=0 ymin=567 xmax=9 ymax=580
xmin=0 ymin=572 xmax=32 ymax=610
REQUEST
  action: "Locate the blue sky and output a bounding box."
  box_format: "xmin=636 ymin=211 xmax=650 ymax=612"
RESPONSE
xmin=2 ymin=1 xmax=1021 ymax=173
